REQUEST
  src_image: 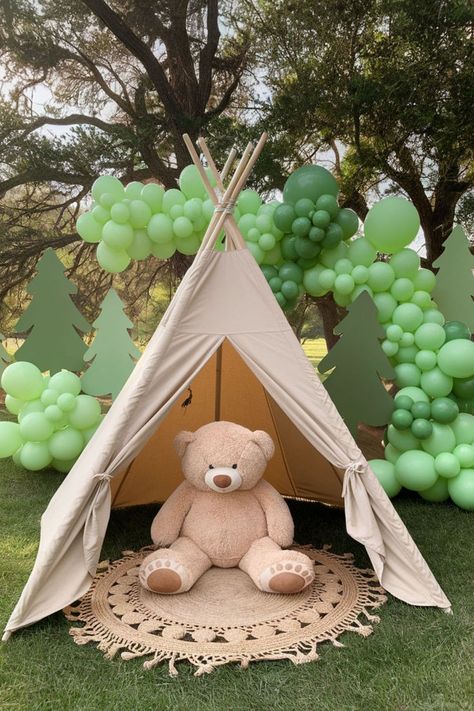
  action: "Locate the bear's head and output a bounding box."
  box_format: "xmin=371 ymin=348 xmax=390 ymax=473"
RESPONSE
xmin=174 ymin=421 xmax=274 ymax=493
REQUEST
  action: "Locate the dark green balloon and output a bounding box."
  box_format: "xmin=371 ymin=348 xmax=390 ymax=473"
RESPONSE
xmin=280 ymin=235 xmax=299 ymax=260
xmin=292 ymin=216 xmax=312 ymax=237
xmin=443 ymin=320 xmax=471 ymax=342
xmin=283 ymin=165 xmax=339 ymax=206
xmin=394 ymin=395 xmax=414 ymax=411
xmin=335 ymin=208 xmax=359 ymax=239
xmin=431 ymin=397 xmax=459 ymax=424
xmin=322 ymin=223 xmax=344 ymax=248
xmin=269 ymin=276 xmax=282 ymax=293
xmin=279 ymin=261 xmax=304 ymax=284
xmin=273 ymin=203 xmax=296 ymax=233
xmin=261 ymin=264 xmax=278 ymax=281
xmin=453 ymin=377 xmax=474 ymax=400
xmin=316 ymin=194 xmax=339 ymax=218
xmin=275 ymin=291 xmax=287 ymax=308
xmin=297 ymin=256 xmax=320 ymax=269
xmin=281 ymin=280 xmax=299 ymax=300
xmin=312 ymin=210 xmax=331 ymax=229
xmin=411 ymin=418 xmax=433 ymax=439
xmin=295 ymin=237 xmax=321 ymax=259
xmin=309 ymin=226 xmax=325 ymax=242
xmin=391 ymin=409 xmax=413 ymax=430
xmin=411 ymin=401 xmax=431 ymax=420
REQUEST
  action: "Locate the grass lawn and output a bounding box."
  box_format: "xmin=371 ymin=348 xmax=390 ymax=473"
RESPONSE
xmin=301 ymin=338 xmax=328 ymax=371
xmin=1 ymin=461 xmax=473 ymax=711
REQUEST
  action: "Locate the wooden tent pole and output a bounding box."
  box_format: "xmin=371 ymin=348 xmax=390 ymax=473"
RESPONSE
xmin=214 ymin=344 xmax=222 ymax=421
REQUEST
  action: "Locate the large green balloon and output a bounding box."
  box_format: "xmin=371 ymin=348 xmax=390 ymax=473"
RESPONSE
xmin=421 ymin=422 xmax=456 ymax=457
xmin=69 ymin=395 xmax=101 ymax=430
xmin=237 ymin=189 xmax=262 ymax=215
xmin=0 ymin=422 xmax=23 ymax=458
xmin=373 ymin=293 xmax=398 ymax=323
xmin=367 ymin=262 xmax=395 ymax=292
xmin=273 ymin=203 xmax=296 ymax=233
xmin=91 ymin=175 xmax=125 ymax=203
xmin=414 ymin=323 xmax=446 ymax=351
xmin=420 ymin=367 xmax=453 ymax=398
xmin=140 ymin=183 xmax=164 ymax=213
xmin=49 ymin=427 xmax=84 ymax=460
xmin=20 ymin=441 xmax=52 ymax=471
xmin=49 ymin=370 xmax=81 ymax=396
xmin=395 ymin=386 xmax=430 ymax=404
xmin=451 ymin=413 xmax=474 ymax=445
xmin=76 ymin=213 xmax=102 ymax=244
xmin=419 ymin=477 xmax=450 ymax=503
xmin=364 ymin=197 xmax=420 ymax=254
xmin=395 ymin=450 xmax=437 ymax=491
xmin=335 ymin=208 xmax=359 ymax=239
xmin=444 ymin=321 xmax=471 ymax=342
xmin=394 ymin=363 xmax=421 ymax=388
xmin=437 ymin=339 xmax=474 ymax=379
xmin=413 ymin=268 xmax=436 ymax=293
xmin=283 ymin=165 xmax=339 ymax=206
xmin=347 ymin=237 xmax=377 ymax=267
xmin=128 ymin=200 xmax=152 ymax=229
xmin=303 ymin=266 xmax=327 ymax=297
xmin=423 ymin=308 xmax=445 ymax=326
xmin=19 ymin=412 xmax=53 ymax=442
xmin=101 ymin=221 xmax=134 ymax=250
xmin=448 ymin=469 xmax=474 ymax=510
xmin=392 ymin=303 xmax=424 ymax=332
xmin=390 ymin=278 xmax=414 ymax=303
xmin=387 ymin=424 xmax=420 ymax=452
xmin=179 ymin=164 xmax=207 ymax=199
xmin=1 ymin=362 xmax=44 ymax=401
xmin=127 ymin=230 xmax=152 ymax=261
xmin=96 ymin=242 xmax=131 ymax=274
xmin=389 ymin=248 xmax=420 ymax=278
xmin=369 ymin=459 xmax=401 ymax=498
xmin=435 ymin=452 xmax=461 ymax=479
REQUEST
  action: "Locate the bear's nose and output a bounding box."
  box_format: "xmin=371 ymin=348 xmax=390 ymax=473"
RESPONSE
xmin=213 ymin=474 xmax=232 ymax=488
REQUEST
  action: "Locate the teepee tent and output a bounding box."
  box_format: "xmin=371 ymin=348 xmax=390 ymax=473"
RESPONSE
xmin=3 ymin=136 xmax=450 ymax=641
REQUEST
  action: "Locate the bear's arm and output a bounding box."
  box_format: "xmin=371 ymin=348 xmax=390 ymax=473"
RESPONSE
xmin=150 ymin=481 xmax=194 ymax=546
xmin=253 ymin=479 xmax=294 ymax=548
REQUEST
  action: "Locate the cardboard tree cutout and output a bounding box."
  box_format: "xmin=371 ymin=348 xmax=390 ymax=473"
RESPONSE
xmin=15 ymin=249 xmax=91 ymax=373
xmin=0 ymin=333 xmax=12 ymax=377
xmin=81 ymin=288 xmax=141 ymax=400
xmin=318 ymin=291 xmax=395 ymax=437
xmin=432 ymin=225 xmax=474 ymax=330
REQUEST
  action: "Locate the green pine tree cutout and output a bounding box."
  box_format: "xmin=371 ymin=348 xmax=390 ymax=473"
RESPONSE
xmin=318 ymin=291 xmax=395 ymax=437
xmin=432 ymin=225 xmax=474 ymax=330
xmin=81 ymin=288 xmax=141 ymax=399
xmin=15 ymin=249 xmax=91 ymax=373
xmin=0 ymin=333 xmax=12 ymax=377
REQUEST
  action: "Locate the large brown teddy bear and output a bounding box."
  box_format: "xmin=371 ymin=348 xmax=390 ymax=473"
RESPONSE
xmin=139 ymin=421 xmax=315 ymax=595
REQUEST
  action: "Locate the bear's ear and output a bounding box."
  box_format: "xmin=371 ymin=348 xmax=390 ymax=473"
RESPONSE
xmin=174 ymin=430 xmax=196 ymax=457
xmin=251 ymin=430 xmax=275 ymax=461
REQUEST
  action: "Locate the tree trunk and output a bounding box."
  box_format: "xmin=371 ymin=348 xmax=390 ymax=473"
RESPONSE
xmin=315 ymin=293 xmax=340 ymax=349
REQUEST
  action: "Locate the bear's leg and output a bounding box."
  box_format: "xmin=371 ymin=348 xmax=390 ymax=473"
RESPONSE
xmin=239 ymin=536 xmax=315 ymax=594
xmin=139 ymin=536 xmax=211 ymax=594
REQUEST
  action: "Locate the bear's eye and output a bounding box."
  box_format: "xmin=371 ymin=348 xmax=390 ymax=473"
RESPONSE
xmin=232 ymin=463 xmax=237 ymax=469
xmin=209 ymin=464 xmax=214 ymax=469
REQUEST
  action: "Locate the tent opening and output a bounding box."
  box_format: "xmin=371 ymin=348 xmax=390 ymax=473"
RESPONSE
xmin=110 ymin=339 xmax=344 ymax=509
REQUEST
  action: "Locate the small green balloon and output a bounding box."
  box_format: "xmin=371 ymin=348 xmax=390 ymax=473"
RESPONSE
xmin=172 ymin=216 xmax=194 ymax=239
xmin=308 ymin=226 xmax=325 ymax=243
xmin=19 ymin=412 xmax=53 ymax=442
xmin=49 ymin=370 xmax=81 ymax=396
xmin=322 ymin=223 xmax=344 ymax=248
xmin=391 ymin=409 xmax=413 ymax=430
xmin=259 ymin=233 xmax=276 ymax=252
xmin=450 ymin=413 xmax=474 ymax=445
xmin=318 ymin=269 xmax=336 ymax=290
xmin=247 ymin=242 xmax=265 ymax=265
xmin=57 ymin=392 xmax=76 ymax=412
xmin=395 ymin=363 xmax=421 ymax=388
xmin=347 ymin=237 xmax=377 ymax=267
xmin=335 ymin=208 xmax=359 ymax=239
xmin=279 ymin=262 xmax=304 ymax=284
xmin=367 ymin=262 xmax=395 ymax=293
xmin=437 ymin=339 xmax=474 ymax=379
xmin=69 ymin=394 xmax=101 ymax=430
xmin=421 ymin=422 xmax=456 ymax=457
xmin=385 ymin=443 xmax=401 ymax=465
xmin=110 ymin=202 xmax=130 ymax=224
xmin=443 ymin=321 xmax=471 ymax=342
xmin=283 ymin=164 xmax=339 ymax=206
xmin=431 ymin=397 xmax=459 ymax=424
xmin=239 ymin=214 xmax=257 ymax=238
xmin=396 ymin=386 xmax=429 ymax=404
xmin=140 ymin=183 xmax=164 ymax=212
xmin=312 ymin=210 xmax=331 ymax=230
xmin=415 ymin=349 xmax=438 ymax=372
xmin=237 ymin=189 xmax=262 ymax=215
xmin=352 ymin=265 xmax=369 ymax=285
xmin=390 ymin=278 xmax=415 ymax=302
xmin=435 ymin=452 xmax=461 ymax=479
xmin=423 ymin=308 xmax=445 ymax=326
xmin=49 ymin=427 xmax=84 ymax=460
xmin=419 ymin=477 xmax=450 ymax=503
xmin=386 ymin=324 xmax=403 ymax=343
xmin=382 ymin=339 xmax=399 ymax=357
xmin=175 ymin=234 xmax=200 ymax=256
xmin=454 ymin=444 xmax=474 ymax=468
xmin=315 ymin=194 xmax=339 ymax=218
xmin=162 ymin=189 xmax=186 ymax=213
xmin=411 ymin=401 xmax=431 ymax=420
xmin=411 ymin=290 xmax=432 ymax=311
xmin=280 ymin=235 xmax=298 ymax=261
xmin=295 ymin=237 xmax=320 ymax=259
xmin=303 ymin=266 xmax=327 ymax=297
xmin=373 ymin=293 xmax=398 ymax=324
xmin=76 ymin=212 xmax=103 ymax=243
xmin=128 ymin=200 xmax=152 ymax=229
xmin=102 ymin=220 xmax=134 ymax=251
xmin=178 ymin=164 xmax=206 ymax=199
xmin=269 ymin=277 xmax=283 ymax=293
xmin=369 ymin=459 xmax=401 ymax=498
xmin=420 ymin=367 xmax=453 ymax=398
xmin=273 ymin=203 xmax=296 ymax=233
xmin=413 ymin=268 xmax=436 ymax=293
xmin=183 ymin=198 xmax=203 ymax=223
xmin=396 ymin=345 xmax=419 ymax=364
xmin=1 ymin=362 xmax=44 ymax=401
xmin=20 ymin=441 xmax=52 ymax=471
xmin=320 ymin=241 xmax=348 ymax=268
xmin=127 ymin=230 xmax=152 ymax=261
xmin=256 ymin=214 xmax=273 ymax=233
xmin=294 ymin=198 xmax=314 ymax=217
xmin=147 ymin=213 xmax=174 ymax=244
xmin=411 ymin=418 xmax=433 ymax=440
xmin=395 ymin=450 xmax=437 ymax=491
xmin=392 ymin=303 xmax=424 ymax=333
xmin=261 ymin=243 xmax=282 ymax=265
xmin=5 ymin=395 xmax=24 ymax=415
xmin=0 ymin=422 xmax=23 ymax=458
xmin=292 ymin=217 xmax=311 ymax=237
xmin=18 ymin=400 xmax=44 ymax=422
xmin=387 ymin=424 xmax=420 ymax=452
xmin=448 ymin=469 xmax=474 ymax=510
xmin=91 ymin=175 xmax=125 ymax=203
xmin=334 ymin=258 xmax=353 ymax=275
xmin=414 ymin=323 xmax=446 ymax=351
xmin=45 ymin=404 xmax=64 ymax=423
xmin=334 ymin=274 xmax=355 ymax=296
xmin=281 ymin=280 xmax=299 ymax=301
xmin=151 ymin=241 xmax=176 ymax=260
xmin=394 ymin=395 xmax=414 ymax=411
xmin=364 ymin=197 xmax=420 ymax=254
xmin=400 ymin=332 xmax=415 ymax=347
xmin=389 ymin=248 xmax=420 ymax=279
xmin=125 ymin=181 xmax=144 ymax=200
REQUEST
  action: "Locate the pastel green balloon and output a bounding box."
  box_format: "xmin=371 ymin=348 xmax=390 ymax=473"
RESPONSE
xmin=364 ymin=197 xmax=420 ymax=254
xmin=40 ymin=388 xmax=58 ymax=406
xmin=283 ymin=164 xmax=339 ymax=205
xmin=179 ymin=164 xmax=206 ymax=199
xmin=172 ymin=216 xmax=194 ymax=239
xmin=76 ymin=212 xmax=102 ymax=243
xmin=18 ymin=400 xmax=44 ymax=422
xmin=395 ymin=450 xmax=437 ymax=492
xmin=437 ymin=339 xmax=474 ymax=379
xmin=162 ymin=189 xmax=186 ymax=213
xmin=400 ymin=332 xmax=415 ymax=347
xmin=259 ymin=233 xmax=276 ymax=251
xmin=128 ymin=200 xmax=152 ymax=229
xmin=395 ymin=386 xmax=430 ymax=404
xmin=347 ymin=237 xmax=377 ymax=267
xmin=5 ymin=395 xmax=25 ymax=415
xmin=423 ymin=308 xmax=445 ymax=326
xmin=392 ymin=303 xmax=424 ymax=332
xmin=335 ymin=208 xmax=359 ymax=239
xmin=1 ymin=362 xmax=44 ymax=401
xmin=334 ymin=274 xmax=355 ymax=296
xmin=151 ymin=241 xmax=176 ymax=260
xmin=12 ymin=447 xmax=23 ymax=467
xmin=419 ymin=477 xmax=450 ymax=503
xmin=20 ymin=441 xmax=52 ymax=471
xmin=0 ymin=422 xmax=23 ymax=458
xmin=303 ymin=266 xmax=327 ymax=297
xmin=56 ymin=392 xmax=76 ymax=413
xmin=435 ymin=452 xmax=461 ymax=479
xmin=273 ymin=203 xmax=296 ymax=233
xmin=369 ymin=459 xmax=401 ymax=498
xmin=451 ymin=413 xmax=474 ymax=445
xmin=52 ymin=458 xmax=77 ymax=474
xmin=247 ymin=242 xmax=264 ymax=264
xmin=19 ymin=412 xmax=53 ymax=442
xmin=394 ymin=363 xmax=421 ymax=388
xmin=448 ymin=469 xmax=474 ymax=510
xmin=396 ymin=345 xmax=419 ymax=363
xmin=102 ymin=221 xmax=134 ymax=250
xmin=91 ymin=175 xmax=125 ymax=203
xmin=97 ymin=242 xmax=131 ymax=273
xmin=49 ymin=370 xmax=81 ymax=396
xmin=320 ymin=242 xmax=348 ymax=268
xmin=387 ymin=424 xmax=420 ymax=452
xmin=384 ymin=443 xmax=401 ymax=465
xmin=319 ymin=269 xmax=336 ymax=290
xmin=175 ymin=234 xmax=200 ymax=256
xmin=431 ymin=397 xmax=459 ymax=424
xmin=352 ymin=265 xmax=369 ymax=284
xmin=389 ymin=248 xmax=420 ymax=278
xmin=127 ymin=230 xmax=152 ymax=261
xmin=414 ymin=350 xmax=438 ymax=372
xmin=413 ymin=268 xmax=436 ymax=293
xmin=334 ymin=258 xmax=353 ymax=275
xmin=256 ymin=214 xmax=274 ymax=233
xmin=44 ymin=405 xmax=64 ymax=423
xmin=183 ymin=198 xmax=203 ymax=223
xmin=420 ymin=367 xmax=453 ymax=398
xmin=421 ymin=422 xmax=456 ymax=457
xmin=125 ymin=181 xmax=144 ymax=200
xmin=414 ymin=323 xmax=446 ymax=351
xmin=411 ymin=290 xmax=432 ymax=310
xmin=382 ymin=339 xmax=398 ymax=357
xmin=373 ymin=293 xmax=398 ymax=323
xmin=390 ymin=278 xmax=415 ymax=302
xmin=147 ymin=213 xmax=174 ymax=244
xmin=68 ymin=394 xmax=101 ymax=430
xmin=453 ymin=444 xmax=474 ymax=468
xmin=140 ymin=183 xmax=164 ymax=212
xmin=237 ymin=189 xmax=262 ymax=215
xmin=49 ymin=427 xmax=84 ymax=460
xmin=261 ymin=243 xmax=282 ymax=265
xmin=110 ymin=202 xmax=130 ymax=224
xmin=367 ymin=262 xmax=395 ymax=292
xmin=386 ymin=324 xmax=403 ymax=343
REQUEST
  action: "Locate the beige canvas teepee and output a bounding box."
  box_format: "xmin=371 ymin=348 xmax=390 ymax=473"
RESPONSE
xmin=3 ymin=136 xmax=450 ymax=641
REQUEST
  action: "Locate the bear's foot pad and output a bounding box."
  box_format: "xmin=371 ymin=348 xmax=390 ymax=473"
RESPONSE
xmin=260 ymin=560 xmax=314 ymax=593
xmin=139 ymin=557 xmax=188 ymax=594
xmin=64 ymin=545 xmax=387 ymax=677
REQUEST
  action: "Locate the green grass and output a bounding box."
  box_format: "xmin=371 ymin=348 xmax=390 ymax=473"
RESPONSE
xmin=301 ymin=338 xmax=327 ymax=370
xmin=0 ymin=460 xmax=473 ymax=711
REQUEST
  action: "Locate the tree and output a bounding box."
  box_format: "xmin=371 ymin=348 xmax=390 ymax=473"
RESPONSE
xmin=432 ymin=226 xmax=474 ymax=330
xmin=318 ymin=292 xmax=395 ymax=437
xmin=15 ymin=249 xmax=91 ymax=372
xmin=82 ymin=288 xmax=141 ymax=399
xmin=0 ymin=333 xmax=12 ymax=377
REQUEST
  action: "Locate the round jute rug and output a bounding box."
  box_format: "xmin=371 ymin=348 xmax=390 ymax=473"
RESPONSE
xmin=64 ymin=545 xmax=387 ymax=676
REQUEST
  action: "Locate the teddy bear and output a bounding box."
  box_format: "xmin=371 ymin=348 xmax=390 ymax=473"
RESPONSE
xmin=139 ymin=421 xmax=315 ymax=595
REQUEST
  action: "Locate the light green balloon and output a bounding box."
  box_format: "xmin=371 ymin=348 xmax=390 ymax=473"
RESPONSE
xmin=5 ymin=395 xmax=25 ymax=415
xmin=419 ymin=477 xmax=450 ymax=503
xmin=319 ymin=269 xmax=336 ymax=290
xmin=448 ymin=469 xmax=474 ymax=510
xmin=396 ymin=345 xmax=419 ymax=364
xmin=400 ymin=332 xmax=415 ymax=347
xmin=421 ymin=422 xmax=456 ymax=457
xmin=414 ymin=323 xmax=446 ymax=351
xmin=76 ymin=212 xmax=102 ymax=243
xmin=369 ymin=459 xmax=401 ymax=498
xmin=238 ymin=214 xmax=257 ymax=237
xmin=19 ymin=412 xmax=53 ymax=442
xmin=125 ymin=181 xmax=144 ymax=200
xmin=18 ymin=400 xmax=44 ymax=422
xmin=179 ymin=164 xmax=207 ymax=199
xmin=320 ymin=241 xmax=348 ymax=268
xmin=423 ymin=308 xmax=445 ymax=326
xmin=303 ymin=266 xmax=328 ymax=297
xmin=91 ymin=175 xmax=125 ymax=203
xmin=68 ymin=394 xmax=101 ymax=430
xmin=261 ymin=243 xmax=282 ymax=265
xmin=373 ymin=293 xmax=398 ymax=323
xmin=453 ymin=444 xmax=474 ymax=468
xmin=169 ymin=203 xmax=184 ymax=220
xmin=20 ymin=441 xmax=52 ymax=471
xmin=238 ymin=189 xmax=262 ymax=215
xmin=334 ymin=258 xmax=353 ymax=275
xmin=44 ymin=405 xmax=64 ymax=423
xmin=420 ymin=367 xmax=453 ymax=398
xmin=96 ymin=242 xmax=131 ymax=274
xmin=102 ymin=220 xmax=134 ymax=250
xmin=110 ymin=202 xmax=130 ymax=224
xmin=389 ymin=248 xmax=420 ymax=278
xmin=91 ymin=205 xmax=110 ymax=225
xmin=387 ymin=424 xmax=420 ymax=452
xmin=141 ymin=183 xmax=164 ymax=213
xmin=259 ymin=233 xmax=276 ymax=251
xmin=347 ymin=236 xmax=377 ymax=267
xmin=352 ymin=265 xmax=369 ymax=284
xmin=392 ymin=303 xmax=424 ymax=332
xmin=172 ymin=216 xmax=194 ymax=239
xmin=127 ymin=230 xmax=152 ymax=261
xmin=367 ymin=262 xmax=395 ymax=292
xmin=52 ymin=458 xmax=77 ymax=474
xmin=12 ymin=447 xmax=23 ymax=467
xmin=394 ymin=363 xmax=421 ymax=388
xmin=151 ymin=241 xmax=176 ymax=260
xmin=386 ymin=324 xmax=403 ymax=343
xmin=395 ymin=450 xmax=437 ymax=491
xmin=49 ymin=370 xmax=81 ymax=396
xmin=57 ymin=392 xmax=76 ymax=412
xmin=128 ymin=200 xmax=152 ymax=229
xmin=435 ymin=452 xmax=461 ymax=479
xmin=415 ymin=350 xmax=438 ymax=372
xmin=1 ymin=362 xmax=44 ymax=401
xmin=437 ymin=339 xmax=474 ymax=379
xmin=451 ymin=413 xmax=474 ymax=445
xmin=49 ymin=427 xmax=84 ymax=460
xmin=390 ymin=278 xmax=415 ymax=302
xmin=413 ymin=268 xmax=436 ymax=293
xmin=411 ymin=290 xmax=432 ymax=310
xmin=40 ymin=388 xmax=58 ymax=406
xmin=382 ymin=339 xmax=398 ymax=357
xmin=162 ymin=189 xmax=186 ymax=213
xmin=175 ymin=234 xmax=200 ymax=256
xmin=333 ymin=291 xmax=352 ymax=307
xmin=384 ymin=443 xmax=402 ymax=464
xmin=147 ymin=213 xmax=174 ymax=244
xmin=183 ymin=198 xmax=203 ymax=223
xmin=0 ymin=422 xmax=23 ymax=458
xmin=395 ymin=386 xmax=430 ymax=403
xmin=364 ymin=197 xmax=420 ymax=254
